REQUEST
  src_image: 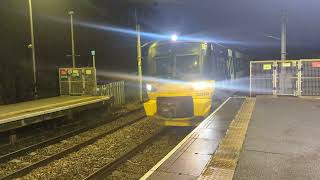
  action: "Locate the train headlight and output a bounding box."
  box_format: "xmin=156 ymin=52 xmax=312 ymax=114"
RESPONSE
xmin=146 ymin=84 xmax=156 ymax=92
xmin=191 ymin=81 xmax=213 ymax=90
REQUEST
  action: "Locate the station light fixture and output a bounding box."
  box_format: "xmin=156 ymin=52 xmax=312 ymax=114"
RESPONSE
xmin=171 ymin=34 xmax=178 ymax=41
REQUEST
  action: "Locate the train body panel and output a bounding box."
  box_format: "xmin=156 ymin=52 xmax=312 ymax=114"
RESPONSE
xmin=143 ymin=41 xmax=249 ymax=126
xmin=144 ymin=81 xmax=214 ymax=126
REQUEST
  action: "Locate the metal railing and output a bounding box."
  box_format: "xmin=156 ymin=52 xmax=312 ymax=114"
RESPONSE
xmin=250 ymin=59 xmax=320 ymax=96
xmin=97 ymin=81 xmax=125 ymax=106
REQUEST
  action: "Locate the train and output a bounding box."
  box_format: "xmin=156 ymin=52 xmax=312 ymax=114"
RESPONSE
xmin=143 ymin=40 xmax=250 ymax=126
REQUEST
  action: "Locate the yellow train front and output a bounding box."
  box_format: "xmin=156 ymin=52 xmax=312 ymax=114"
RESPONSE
xmin=143 ymin=41 xmax=248 ymax=126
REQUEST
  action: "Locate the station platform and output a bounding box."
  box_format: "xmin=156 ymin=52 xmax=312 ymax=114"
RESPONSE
xmin=0 ymin=96 xmax=110 ymax=133
xmin=142 ymin=96 xmax=320 ymax=180
xmin=141 ymin=97 xmax=247 ymax=180
xmin=233 ymin=96 xmax=320 ymax=180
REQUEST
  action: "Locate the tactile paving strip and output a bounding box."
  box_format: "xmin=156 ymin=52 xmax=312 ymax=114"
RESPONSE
xmin=198 ymin=98 xmax=256 ymax=180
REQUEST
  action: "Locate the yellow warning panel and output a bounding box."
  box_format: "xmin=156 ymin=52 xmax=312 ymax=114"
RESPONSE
xmin=72 ymin=69 xmax=80 ymax=77
xmin=263 ymin=64 xmax=272 ymax=70
xmin=85 ymin=69 xmax=92 ymax=75
xmin=199 ymin=98 xmax=256 ymax=180
xmin=282 ymin=62 xmax=291 ymax=67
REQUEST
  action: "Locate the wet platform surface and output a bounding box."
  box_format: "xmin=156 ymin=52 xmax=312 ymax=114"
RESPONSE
xmin=142 ymin=97 xmax=245 ymax=180
xmin=0 ymin=96 xmax=110 ymax=132
xmin=234 ymin=96 xmax=320 ymax=180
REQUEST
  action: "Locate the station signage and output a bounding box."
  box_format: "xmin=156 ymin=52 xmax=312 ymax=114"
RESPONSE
xmin=263 ymin=64 xmax=272 ymax=70
xmin=60 ymin=69 xmax=68 ymax=79
xmin=312 ymin=62 xmax=320 ymax=68
xmin=282 ymin=62 xmax=291 ymax=67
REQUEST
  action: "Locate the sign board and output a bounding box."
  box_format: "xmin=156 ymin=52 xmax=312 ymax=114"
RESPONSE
xmin=72 ymin=70 xmax=80 ymax=77
xmin=86 ymin=69 xmax=92 ymax=75
xmin=60 ymin=69 xmax=67 ymax=75
xmin=282 ymin=62 xmax=291 ymax=67
xmin=263 ymin=64 xmax=272 ymax=70
xmin=59 ymin=67 xmax=97 ymax=96
xmin=59 ymin=69 xmax=68 ymax=79
xmin=312 ymin=62 xmax=320 ymax=68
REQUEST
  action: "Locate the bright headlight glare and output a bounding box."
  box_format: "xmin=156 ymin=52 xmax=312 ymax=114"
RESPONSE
xmin=191 ymin=81 xmax=213 ymax=90
xmin=146 ymin=84 xmax=153 ymax=91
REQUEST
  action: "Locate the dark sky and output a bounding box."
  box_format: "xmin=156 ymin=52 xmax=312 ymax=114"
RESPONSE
xmin=0 ymin=0 xmax=320 ymax=102
xmin=133 ymin=0 xmax=320 ymax=59
xmin=1 ymin=0 xmax=320 ymax=69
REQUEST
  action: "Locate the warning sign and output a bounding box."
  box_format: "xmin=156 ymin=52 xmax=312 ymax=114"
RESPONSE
xmin=60 ymin=69 xmax=67 ymax=75
xmin=85 ymin=69 xmax=92 ymax=75
xmin=312 ymin=62 xmax=320 ymax=68
xmin=263 ymin=64 xmax=272 ymax=70
xmin=72 ymin=70 xmax=80 ymax=77
xmin=59 ymin=69 xmax=68 ymax=79
xmin=282 ymin=62 xmax=291 ymax=67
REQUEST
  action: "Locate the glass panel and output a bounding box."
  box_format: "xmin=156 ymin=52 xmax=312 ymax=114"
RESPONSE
xmin=175 ymin=55 xmax=200 ymax=80
xmin=155 ymin=56 xmax=174 ymax=78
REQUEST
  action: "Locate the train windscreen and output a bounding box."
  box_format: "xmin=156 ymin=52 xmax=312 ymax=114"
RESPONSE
xmin=154 ymin=55 xmax=201 ymax=80
xmin=155 ymin=56 xmax=173 ymax=78
xmin=175 ymin=55 xmax=200 ymax=80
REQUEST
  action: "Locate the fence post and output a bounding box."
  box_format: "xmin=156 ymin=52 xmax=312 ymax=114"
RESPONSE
xmin=297 ymin=61 xmax=302 ymax=96
xmin=272 ymin=61 xmax=277 ymax=96
xmin=249 ymin=62 xmax=252 ymax=97
xmin=97 ymin=81 xmax=126 ymax=106
xmin=122 ymin=81 xmax=125 ymax=104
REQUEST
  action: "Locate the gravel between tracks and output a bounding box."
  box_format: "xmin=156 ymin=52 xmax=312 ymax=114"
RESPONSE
xmin=21 ymin=117 xmax=163 ymax=179
xmin=105 ymin=128 xmax=191 ymax=179
xmin=0 ymin=110 xmax=145 ymax=178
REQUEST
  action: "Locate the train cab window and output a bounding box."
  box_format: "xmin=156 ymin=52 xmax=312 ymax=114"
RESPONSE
xmin=175 ymin=55 xmax=200 ymax=80
xmin=155 ymin=57 xmax=174 ymax=78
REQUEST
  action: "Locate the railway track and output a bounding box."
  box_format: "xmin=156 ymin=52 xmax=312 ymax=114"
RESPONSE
xmin=84 ymin=128 xmax=169 ymax=180
xmin=0 ymin=110 xmax=145 ymax=180
xmin=0 ymin=118 xmax=85 ymax=156
xmin=0 ymin=108 xmax=142 ymax=163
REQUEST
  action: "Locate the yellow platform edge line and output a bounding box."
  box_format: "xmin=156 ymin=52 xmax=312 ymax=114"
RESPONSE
xmin=198 ymin=97 xmax=256 ymax=180
xmin=140 ymin=97 xmax=234 ymax=180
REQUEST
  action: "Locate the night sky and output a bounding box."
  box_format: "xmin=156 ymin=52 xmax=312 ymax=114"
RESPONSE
xmin=0 ymin=0 xmax=319 ymax=103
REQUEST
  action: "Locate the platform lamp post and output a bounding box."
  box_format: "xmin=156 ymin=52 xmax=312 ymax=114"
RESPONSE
xmin=136 ymin=24 xmax=143 ymax=102
xmin=91 ymin=50 xmax=96 ymax=68
xmin=28 ymin=0 xmax=38 ymax=99
xmin=281 ymin=10 xmax=287 ymax=61
xmin=69 ymin=11 xmax=76 ymax=68
xmin=136 ymin=33 xmax=178 ymax=102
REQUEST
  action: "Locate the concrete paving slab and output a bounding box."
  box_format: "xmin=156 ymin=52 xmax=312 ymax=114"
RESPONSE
xmin=234 ymin=96 xmax=320 ymax=180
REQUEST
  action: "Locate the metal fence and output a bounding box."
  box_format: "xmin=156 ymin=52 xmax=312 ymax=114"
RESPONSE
xmin=97 ymin=81 xmax=125 ymax=106
xmin=250 ymin=59 xmax=320 ymax=96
